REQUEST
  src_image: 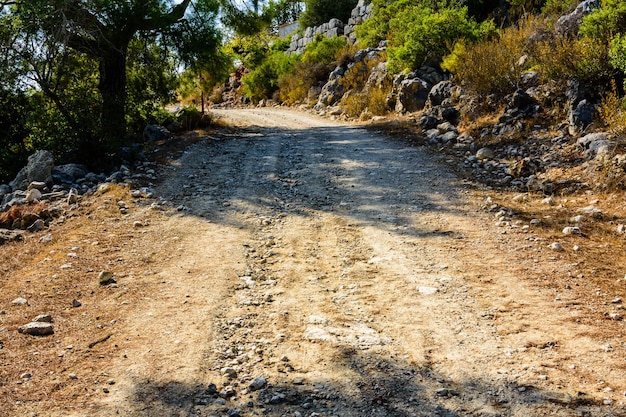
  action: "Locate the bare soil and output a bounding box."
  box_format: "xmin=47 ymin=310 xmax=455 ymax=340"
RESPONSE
xmin=1 ymin=108 xmax=626 ymax=417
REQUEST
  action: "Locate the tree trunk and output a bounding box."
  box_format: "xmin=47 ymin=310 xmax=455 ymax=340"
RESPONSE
xmin=98 ymin=48 xmax=127 ymax=148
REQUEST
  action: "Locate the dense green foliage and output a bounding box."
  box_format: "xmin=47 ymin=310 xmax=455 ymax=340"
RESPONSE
xmin=299 ymin=0 xmax=358 ymax=28
xmin=387 ymin=6 xmax=494 ymax=72
xmin=0 ymin=0 xmax=227 ymax=182
xmin=239 ymin=34 xmax=348 ymax=102
xmin=356 ymin=0 xmax=495 ymax=72
xmin=4 ymin=0 xmax=626 ymax=184
xmin=242 ymin=49 xmax=297 ymax=102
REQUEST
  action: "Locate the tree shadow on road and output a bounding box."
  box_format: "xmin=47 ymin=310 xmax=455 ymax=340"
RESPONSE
xmin=124 ymin=345 xmax=598 ymax=417
xmin=156 ymin=122 xmax=472 ymax=241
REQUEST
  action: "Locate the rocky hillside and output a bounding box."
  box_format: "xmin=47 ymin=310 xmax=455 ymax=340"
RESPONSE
xmin=216 ymin=0 xmax=625 ymax=198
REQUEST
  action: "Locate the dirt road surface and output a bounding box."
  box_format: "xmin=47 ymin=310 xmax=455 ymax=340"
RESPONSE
xmin=3 ymin=108 xmax=626 ymax=416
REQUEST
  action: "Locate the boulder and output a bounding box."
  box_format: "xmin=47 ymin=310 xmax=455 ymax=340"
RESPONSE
xmin=415 ymin=66 xmax=443 ymax=87
xmin=11 ymin=150 xmax=55 ymax=191
xmin=419 ymin=115 xmax=440 ymax=130
xmin=27 ymin=151 xmax=55 ymax=186
xmin=18 ymin=322 xmax=54 ymax=336
xmin=143 ymin=124 xmax=171 ymax=143
xmin=556 ymin=0 xmax=599 ymax=37
xmin=428 ymin=80 xmax=454 ymax=107
xmin=510 ymin=89 xmax=535 ymax=110
xmin=395 ymin=77 xmax=431 ymax=113
xmin=568 ymin=99 xmax=595 ymax=132
xmin=577 ymin=132 xmax=611 ymax=161
xmin=10 ymin=168 xmax=27 ymax=191
xmin=53 ymin=164 xmax=89 ymax=185
xmin=318 ymin=79 xmax=345 ymax=107
xmin=439 ymin=106 xmax=460 ymax=123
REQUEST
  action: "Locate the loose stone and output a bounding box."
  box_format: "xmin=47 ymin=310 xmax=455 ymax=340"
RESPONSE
xmin=32 ymin=314 xmax=53 ymax=323
xmin=476 ymin=148 xmax=495 ymax=160
xmin=549 ymin=242 xmax=564 ymax=252
xmin=12 ymin=297 xmax=28 ymax=306
xmin=418 ymin=286 xmax=438 ymax=295
xmin=221 ymin=367 xmax=238 ymax=379
xmin=99 ymin=271 xmax=116 ymax=285
xmin=18 ymin=322 xmax=54 ymax=336
xmin=248 ymin=376 xmax=267 ymax=391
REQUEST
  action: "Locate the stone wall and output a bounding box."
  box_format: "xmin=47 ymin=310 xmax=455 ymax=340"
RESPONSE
xmin=287 ymin=0 xmax=372 ymax=55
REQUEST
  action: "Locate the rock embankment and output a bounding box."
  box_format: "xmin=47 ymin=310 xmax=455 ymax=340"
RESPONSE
xmin=0 ymin=140 xmax=163 ymax=242
xmin=287 ymin=0 xmax=372 ymax=54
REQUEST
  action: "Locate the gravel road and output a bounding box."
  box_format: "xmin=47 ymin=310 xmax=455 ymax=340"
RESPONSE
xmin=79 ymin=108 xmax=626 ymax=416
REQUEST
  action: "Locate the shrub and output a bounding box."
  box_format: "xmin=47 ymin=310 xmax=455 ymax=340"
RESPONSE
xmin=175 ymin=106 xmax=212 ymax=130
xmin=579 ymin=0 xmax=626 ymax=41
xmin=339 ymin=53 xmax=391 ymax=117
xmin=443 ymin=14 xmax=612 ymax=99
xmin=386 ymin=6 xmax=495 ymax=73
xmin=355 ymin=0 xmax=410 ymax=49
xmin=242 ymin=50 xmax=297 ymax=102
xmin=598 ymin=81 xmax=626 ymax=135
xmin=442 ymin=18 xmax=530 ymax=96
xmin=301 ymin=35 xmax=349 ymax=66
xmin=277 ymin=36 xmax=350 ymax=105
xmin=541 ymin=0 xmax=579 ymax=16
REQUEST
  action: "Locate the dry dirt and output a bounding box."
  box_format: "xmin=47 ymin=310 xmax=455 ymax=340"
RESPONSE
xmin=1 ymin=108 xmax=626 ymax=417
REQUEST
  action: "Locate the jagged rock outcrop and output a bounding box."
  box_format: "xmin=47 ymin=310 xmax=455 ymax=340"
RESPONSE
xmin=387 ymin=67 xmax=444 ymax=114
xmin=10 ymin=150 xmax=55 ymax=191
xmin=555 ymin=0 xmax=599 ymax=37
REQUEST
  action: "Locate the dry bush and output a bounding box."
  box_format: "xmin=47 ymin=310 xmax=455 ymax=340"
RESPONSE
xmin=598 ymin=81 xmax=626 ymax=135
xmin=339 ymin=53 xmax=391 ymax=118
xmin=445 ymin=18 xmax=540 ymax=97
xmin=279 ymin=62 xmax=335 ymax=105
xmin=530 ymin=36 xmax=611 ymax=83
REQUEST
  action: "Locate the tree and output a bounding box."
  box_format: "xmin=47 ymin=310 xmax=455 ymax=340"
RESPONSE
xmin=3 ymin=0 xmax=221 ymax=148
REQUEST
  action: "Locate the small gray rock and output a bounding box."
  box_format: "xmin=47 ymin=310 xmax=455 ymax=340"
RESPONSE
xmin=476 ymin=148 xmax=495 ymax=160
xmin=26 ymin=188 xmax=42 ymax=202
xmin=18 ymin=322 xmax=54 ymax=336
xmin=219 ymin=386 xmax=236 ymax=398
xmin=418 ymin=286 xmax=438 ymax=295
xmin=27 ymin=219 xmax=45 ymax=232
xmin=98 ymin=271 xmax=116 ymax=285
xmin=577 ymin=205 xmax=602 ymax=219
xmin=248 ymin=376 xmax=267 ymax=391
xmin=549 ymin=242 xmax=565 ymax=252
xmin=67 ymin=188 xmax=79 ymax=204
xmin=221 ymin=367 xmax=238 ymax=379
xmin=11 ymin=297 xmax=28 ymax=306
xmin=32 ymin=314 xmax=53 ymax=323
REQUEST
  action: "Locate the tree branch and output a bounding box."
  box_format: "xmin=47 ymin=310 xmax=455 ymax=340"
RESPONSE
xmin=137 ymin=0 xmax=193 ymax=31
